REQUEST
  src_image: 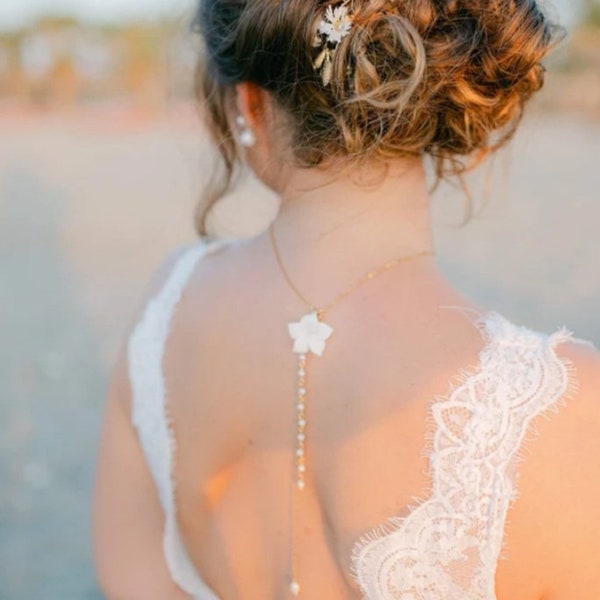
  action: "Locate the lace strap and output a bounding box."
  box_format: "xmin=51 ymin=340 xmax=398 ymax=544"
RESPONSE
xmin=350 ymin=312 xmax=580 ymax=600
xmin=127 ymin=239 xmax=225 ymax=599
xmin=476 ymin=316 xmax=579 ymax=596
xmin=128 ymin=242 xmax=210 ymax=510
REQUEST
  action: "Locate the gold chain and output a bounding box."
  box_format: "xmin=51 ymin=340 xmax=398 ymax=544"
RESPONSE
xmin=269 ymin=220 xmax=435 ymax=317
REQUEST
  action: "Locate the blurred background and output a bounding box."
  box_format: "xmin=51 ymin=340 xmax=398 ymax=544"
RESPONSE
xmin=0 ymin=0 xmax=599 ymax=598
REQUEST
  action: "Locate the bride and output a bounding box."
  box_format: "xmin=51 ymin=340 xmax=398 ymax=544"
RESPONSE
xmin=92 ymin=0 xmax=600 ymax=598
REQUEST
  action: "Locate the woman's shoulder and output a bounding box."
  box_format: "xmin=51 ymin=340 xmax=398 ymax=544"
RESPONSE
xmin=481 ymin=309 xmax=600 ymax=459
xmin=492 ymin=312 xmax=600 ymax=598
xmin=110 ymin=237 xmax=238 ymax=409
xmin=541 ymin=340 xmax=600 ymax=597
xmin=131 ymin=236 xmax=242 ymax=317
xmin=546 ymin=330 xmax=600 ymax=480
xmin=545 ymin=326 xmax=600 ymax=459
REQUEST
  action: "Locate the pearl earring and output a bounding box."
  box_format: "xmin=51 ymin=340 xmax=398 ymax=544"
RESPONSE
xmin=236 ymin=115 xmax=256 ymax=148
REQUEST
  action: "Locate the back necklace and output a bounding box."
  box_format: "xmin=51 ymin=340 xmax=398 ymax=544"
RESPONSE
xmin=268 ymin=219 xmax=435 ymax=596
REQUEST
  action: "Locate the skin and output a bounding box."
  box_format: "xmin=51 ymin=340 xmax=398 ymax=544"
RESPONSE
xmin=92 ymin=82 xmax=600 ymax=599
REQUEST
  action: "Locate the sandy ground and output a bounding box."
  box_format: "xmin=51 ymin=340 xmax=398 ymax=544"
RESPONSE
xmin=0 ymin=105 xmax=599 ymax=599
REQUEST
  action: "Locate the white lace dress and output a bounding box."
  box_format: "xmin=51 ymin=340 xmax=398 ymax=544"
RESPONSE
xmin=127 ymin=237 xmax=589 ymax=600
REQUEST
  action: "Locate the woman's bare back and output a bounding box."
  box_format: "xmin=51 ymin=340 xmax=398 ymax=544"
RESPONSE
xmin=129 ymin=234 xmax=599 ymax=600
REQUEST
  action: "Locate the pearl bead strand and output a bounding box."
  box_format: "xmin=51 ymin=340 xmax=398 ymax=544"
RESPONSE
xmin=289 ymin=352 xmax=307 ymax=596
xmin=295 ymin=353 xmax=308 ymax=492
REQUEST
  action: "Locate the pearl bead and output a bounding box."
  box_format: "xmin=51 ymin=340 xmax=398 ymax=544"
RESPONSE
xmin=298 ymin=369 xmax=305 ymax=377
xmin=296 ymin=448 xmax=304 ymax=457
xmin=296 ymin=402 xmax=304 ymax=411
xmin=290 ymin=580 xmax=300 ymax=595
xmin=296 ymin=479 xmax=305 ymax=490
xmin=297 ymin=433 xmax=305 ymax=441
xmin=298 ymin=418 xmax=306 ymax=427
xmin=298 ymin=464 xmax=306 ymax=472
xmin=239 ymin=128 xmax=256 ymax=147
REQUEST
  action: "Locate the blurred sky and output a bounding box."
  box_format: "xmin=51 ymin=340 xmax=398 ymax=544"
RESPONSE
xmin=0 ymin=0 xmax=583 ymax=29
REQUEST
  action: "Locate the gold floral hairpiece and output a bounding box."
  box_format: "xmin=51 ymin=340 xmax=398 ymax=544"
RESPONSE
xmin=312 ymin=0 xmax=354 ymax=86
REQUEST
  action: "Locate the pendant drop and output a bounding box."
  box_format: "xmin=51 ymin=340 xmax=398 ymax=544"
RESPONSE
xmin=286 ymin=310 xmax=332 ymax=600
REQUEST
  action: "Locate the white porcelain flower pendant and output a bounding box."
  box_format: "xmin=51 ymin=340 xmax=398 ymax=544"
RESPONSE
xmin=288 ymin=311 xmax=334 ymax=357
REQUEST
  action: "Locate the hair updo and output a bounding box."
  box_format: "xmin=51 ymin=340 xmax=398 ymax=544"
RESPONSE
xmin=193 ymin=0 xmax=564 ymax=235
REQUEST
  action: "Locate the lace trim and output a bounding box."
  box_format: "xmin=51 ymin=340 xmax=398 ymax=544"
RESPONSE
xmin=349 ymin=311 xmax=579 ymax=600
xmin=128 ymin=239 xmax=228 ymax=599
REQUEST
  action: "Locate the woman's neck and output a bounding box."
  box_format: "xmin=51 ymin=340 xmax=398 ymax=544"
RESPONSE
xmin=268 ymin=157 xmax=435 ymax=289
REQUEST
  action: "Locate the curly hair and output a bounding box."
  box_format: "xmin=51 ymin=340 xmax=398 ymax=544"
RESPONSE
xmin=193 ymin=0 xmax=565 ymax=235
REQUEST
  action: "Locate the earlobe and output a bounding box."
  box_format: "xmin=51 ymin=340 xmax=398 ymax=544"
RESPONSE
xmin=235 ymin=81 xmax=267 ymax=128
xmin=234 ymin=82 xmax=265 ymax=149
